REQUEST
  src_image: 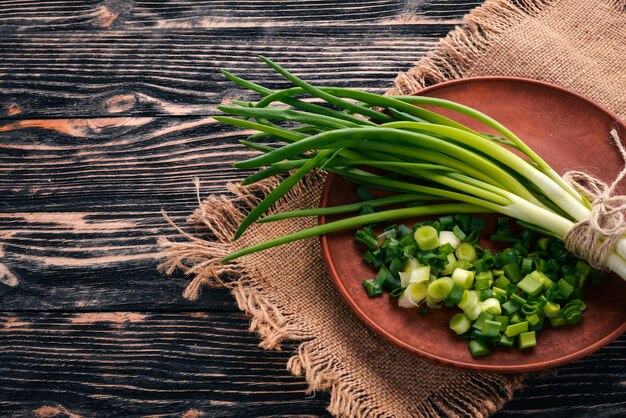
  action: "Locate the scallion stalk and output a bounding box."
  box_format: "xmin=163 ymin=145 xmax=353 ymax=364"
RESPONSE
xmin=213 ymin=57 xmax=626 ymax=283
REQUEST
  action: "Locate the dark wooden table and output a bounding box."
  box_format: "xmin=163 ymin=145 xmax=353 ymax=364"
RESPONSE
xmin=1 ymin=1 xmax=624 ymax=416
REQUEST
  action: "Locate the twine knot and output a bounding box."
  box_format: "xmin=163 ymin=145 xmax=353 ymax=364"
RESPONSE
xmin=563 ymin=129 xmax=626 ymax=268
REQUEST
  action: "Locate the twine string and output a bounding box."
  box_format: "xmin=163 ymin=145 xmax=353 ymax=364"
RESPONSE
xmin=563 ymin=129 xmax=626 ymax=268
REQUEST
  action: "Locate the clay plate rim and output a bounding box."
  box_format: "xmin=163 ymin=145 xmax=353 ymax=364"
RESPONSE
xmin=319 ymin=76 xmax=626 ymax=373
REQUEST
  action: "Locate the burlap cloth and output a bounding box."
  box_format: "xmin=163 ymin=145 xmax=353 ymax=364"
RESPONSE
xmin=159 ymin=0 xmax=626 ymax=416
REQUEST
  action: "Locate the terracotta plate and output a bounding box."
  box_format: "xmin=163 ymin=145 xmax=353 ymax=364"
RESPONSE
xmin=320 ymin=77 xmax=626 ymax=373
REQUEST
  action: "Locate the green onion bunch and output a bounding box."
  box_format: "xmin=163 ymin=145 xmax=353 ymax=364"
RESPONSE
xmin=216 ymin=56 xmax=626 ymax=284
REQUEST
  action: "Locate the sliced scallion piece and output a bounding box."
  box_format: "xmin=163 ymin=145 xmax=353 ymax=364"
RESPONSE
xmin=450 ymin=313 xmax=472 ymax=335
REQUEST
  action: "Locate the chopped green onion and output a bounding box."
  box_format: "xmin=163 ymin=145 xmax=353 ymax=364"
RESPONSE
xmin=505 ymin=321 xmax=529 ymax=337
xmin=455 ymin=242 xmax=478 ymax=263
xmin=474 ymin=258 xmax=491 ymax=273
xmin=452 ymin=268 xmax=476 ymax=289
xmin=549 ymin=315 xmax=567 ymax=327
xmin=557 ymin=278 xmax=575 ymax=299
xmin=427 ymin=277 xmax=454 ymax=301
xmin=472 ymin=311 xmax=494 ymax=331
xmin=498 ymin=334 xmax=516 ymax=347
xmin=444 ymin=284 xmax=465 ymax=307
xmin=355 ymin=227 xmax=378 ymax=249
xmin=439 ymin=230 xmax=461 ymax=249
xmin=492 ymin=286 xmax=508 ymax=299
xmin=362 ymin=279 xmax=383 ymax=297
xmin=502 ymin=262 xmax=522 ymax=283
xmin=399 ymin=265 xmax=430 ymax=287
xmin=452 ymin=225 xmax=467 ymax=240
xmin=494 ymin=276 xmax=510 ymax=289
xmin=480 ymin=298 xmax=502 ymax=316
xmin=526 ymin=313 xmax=541 ymax=326
xmin=509 ymin=312 xmax=523 ymax=324
xmin=362 ymin=265 xmax=395 ymax=297
xmin=517 ymin=274 xmax=544 ymax=296
xmin=398 ymin=281 xmax=428 ymax=308
xmin=475 ymin=277 xmax=492 ymax=291
xmin=495 ymin=315 xmax=510 ymax=331
xmin=518 ymin=331 xmax=537 ymax=349
xmin=482 ymin=320 xmax=502 ymax=338
xmin=510 ymin=293 xmax=527 ymax=305
xmin=440 ymin=253 xmax=457 ymax=276
xmin=450 ymin=313 xmax=472 ymax=335
xmin=498 ymin=249 xmax=518 ymax=265
xmin=478 ymin=288 xmax=493 ymax=301
xmin=543 ymin=301 xmax=561 ymax=318
xmin=469 ymin=340 xmax=490 ymax=357
xmin=459 ymin=289 xmax=479 ymax=313
xmin=502 ymin=299 xmax=522 ymax=315
xmin=520 ymin=257 xmax=534 ymax=275
xmin=414 ymin=225 xmax=440 ymax=251
xmin=454 ymin=259 xmax=474 ymax=270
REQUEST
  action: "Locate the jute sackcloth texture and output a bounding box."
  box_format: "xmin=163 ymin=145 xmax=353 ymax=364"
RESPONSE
xmin=159 ymin=1 xmax=626 ymax=416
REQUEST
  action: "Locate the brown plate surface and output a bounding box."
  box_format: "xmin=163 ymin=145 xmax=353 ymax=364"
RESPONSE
xmin=320 ymin=77 xmax=626 ymax=373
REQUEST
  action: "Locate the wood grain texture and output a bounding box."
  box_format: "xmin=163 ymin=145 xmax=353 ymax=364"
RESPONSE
xmin=0 ymin=0 xmax=480 ymax=31
xmin=0 ymin=312 xmax=623 ymax=417
xmin=0 ymin=25 xmax=455 ymax=118
xmin=0 ymin=311 xmax=330 ymax=417
xmin=0 ymin=117 xmax=252 ymax=310
xmin=0 ymin=0 xmax=624 ymax=416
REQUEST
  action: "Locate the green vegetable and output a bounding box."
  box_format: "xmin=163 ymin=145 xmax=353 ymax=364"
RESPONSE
xmin=549 ymin=315 xmax=567 ymax=327
xmin=469 ymin=339 xmax=491 ymax=357
xmin=399 ymin=265 xmax=430 ymax=288
xmin=498 ymin=334 xmax=516 ymax=347
xmin=455 ymin=242 xmax=478 ymax=263
xmin=505 ymin=321 xmax=529 ymax=337
xmin=517 ymin=275 xmax=544 ymax=296
xmin=450 ymin=313 xmax=472 ymax=335
xmin=355 ymin=227 xmax=378 ymax=250
xmin=502 ymin=299 xmax=522 ymax=315
xmin=495 ymin=315 xmax=510 ymax=331
xmin=259 ymin=193 xmax=428 ymax=223
xmin=427 ymin=277 xmax=455 ymax=301
xmin=502 ymin=262 xmax=522 ymax=283
xmin=480 ymin=298 xmax=502 ymax=315
xmin=452 ymin=268 xmax=476 ymax=289
xmin=543 ymin=301 xmax=561 ymax=318
xmin=482 ymin=320 xmax=503 ymax=338
xmin=363 ymin=265 xmax=393 ymax=297
xmin=414 ymin=225 xmax=440 ymax=251
xmin=557 ymin=278 xmax=576 ymax=299
xmin=398 ymin=281 xmax=428 ymax=308
xmin=518 ymin=331 xmax=537 ymax=349
xmin=444 ymin=284 xmax=465 ymax=307
xmin=222 ymin=204 xmax=483 ymax=262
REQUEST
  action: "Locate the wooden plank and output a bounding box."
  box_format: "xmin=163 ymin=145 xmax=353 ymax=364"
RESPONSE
xmin=0 ymin=0 xmax=481 ymax=31
xmin=0 ymin=25 xmax=452 ymax=118
xmin=0 ymin=311 xmax=330 ymax=417
xmin=0 ymin=117 xmax=254 ymax=310
xmin=0 ymin=311 xmax=623 ymax=417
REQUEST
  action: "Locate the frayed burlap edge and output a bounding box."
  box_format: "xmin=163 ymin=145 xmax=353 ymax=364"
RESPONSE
xmin=388 ymin=0 xmax=626 ymax=96
xmin=387 ymin=0 xmax=559 ymax=95
xmin=158 ymin=175 xmax=314 ymax=349
xmin=158 ymin=173 xmax=525 ymax=417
